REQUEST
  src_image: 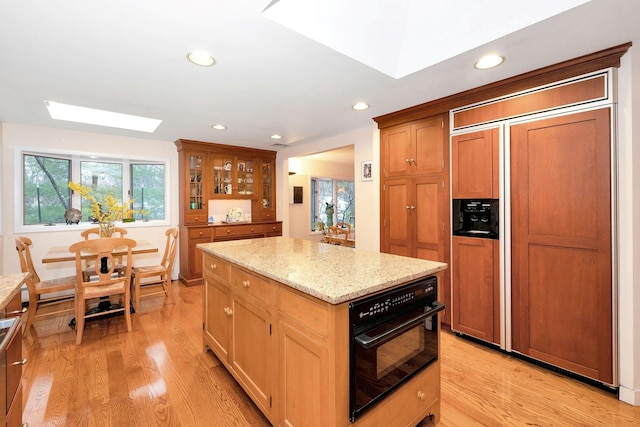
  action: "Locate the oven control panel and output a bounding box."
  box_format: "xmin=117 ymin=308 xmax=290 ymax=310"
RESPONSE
xmin=349 ymin=276 xmax=437 ymax=325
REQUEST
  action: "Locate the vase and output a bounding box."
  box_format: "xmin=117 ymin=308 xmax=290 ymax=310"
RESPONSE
xmin=99 ymin=221 xmax=115 ymax=237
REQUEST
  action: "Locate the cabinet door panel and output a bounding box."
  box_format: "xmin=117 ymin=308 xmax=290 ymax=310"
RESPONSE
xmin=383 ymin=125 xmax=412 ymax=177
xmin=510 ymin=108 xmax=612 ymax=383
xmin=415 ymin=177 xmax=444 ymax=258
xmin=413 ymin=118 xmax=444 ymax=175
xmin=384 ymin=179 xmax=411 ymax=255
xmin=451 ymin=128 xmax=498 ymax=198
xmin=231 ymin=297 xmax=272 ymax=414
xmin=204 ymin=277 xmax=231 ymax=359
xmin=451 ymin=237 xmax=495 ymax=343
xmin=278 ymin=322 xmax=329 ymax=427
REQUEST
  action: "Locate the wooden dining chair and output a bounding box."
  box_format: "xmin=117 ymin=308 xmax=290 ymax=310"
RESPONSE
xmin=69 ymin=237 xmax=136 ymax=345
xmin=327 ymin=222 xmax=351 ymax=245
xmin=15 ymin=236 xmax=76 ymax=336
xmin=80 ymin=226 xmax=128 ymax=280
xmin=131 ymin=227 xmax=178 ymax=312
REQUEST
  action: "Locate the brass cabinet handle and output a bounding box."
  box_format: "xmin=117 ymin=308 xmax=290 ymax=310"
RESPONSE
xmin=417 ymin=391 xmax=425 ymax=401
xmin=223 ymin=307 xmax=233 ymax=316
xmin=211 ymin=263 xmax=217 ymax=270
xmin=11 ymin=358 xmax=28 ymax=366
xmin=243 ymin=280 xmax=250 ymax=288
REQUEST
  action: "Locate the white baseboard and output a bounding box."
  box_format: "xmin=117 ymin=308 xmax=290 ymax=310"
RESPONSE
xmin=619 ymin=386 xmax=640 ymax=406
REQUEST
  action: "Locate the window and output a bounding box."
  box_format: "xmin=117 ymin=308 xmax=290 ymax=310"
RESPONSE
xmin=311 ymin=178 xmax=355 ymax=231
xmin=130 ymin=163 xmax=165 ymax=220
xmin=21 ymin=151 xmax=166 ymax=227
xmin=23 ymin=154 xmax=71 ymax=225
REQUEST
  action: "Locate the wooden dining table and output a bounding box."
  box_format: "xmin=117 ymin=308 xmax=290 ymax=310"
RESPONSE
xmin=41 ymin=240 xmax=158 ymax=264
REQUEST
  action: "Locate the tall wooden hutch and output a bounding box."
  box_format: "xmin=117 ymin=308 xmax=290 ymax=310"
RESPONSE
xmin=175 ymin=139 xmax=281 ymax=286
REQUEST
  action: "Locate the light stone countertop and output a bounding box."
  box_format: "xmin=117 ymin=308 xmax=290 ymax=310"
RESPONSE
xmin=197 ymin=237 xmax=447 ymax=304
xmin=0 ymin=272 xmax=28 ymax=309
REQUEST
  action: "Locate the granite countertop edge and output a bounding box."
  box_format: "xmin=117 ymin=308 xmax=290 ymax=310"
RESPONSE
xmin=198 ymin=237 xmax=447 ymax=305
xmin=0 ymin=272 xmax=29 ymax=309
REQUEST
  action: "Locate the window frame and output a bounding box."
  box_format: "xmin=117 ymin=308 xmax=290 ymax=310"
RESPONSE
xmin=310 ymin=176 xmax=355 ymax=232
xmin=15 ymin=146 xmax=171 ymax=233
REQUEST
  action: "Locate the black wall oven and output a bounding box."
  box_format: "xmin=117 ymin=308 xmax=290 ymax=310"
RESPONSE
xmin=349 ymin=276 xmax=444 ymax=422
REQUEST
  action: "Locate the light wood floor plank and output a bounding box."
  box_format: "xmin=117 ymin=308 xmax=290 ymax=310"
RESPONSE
xmin=21 ymin=282 xmax=640 ymax=426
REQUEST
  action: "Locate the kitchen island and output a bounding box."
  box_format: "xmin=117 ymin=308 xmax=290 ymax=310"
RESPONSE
xmin=198 ymin=237 xmax=447 ymax=427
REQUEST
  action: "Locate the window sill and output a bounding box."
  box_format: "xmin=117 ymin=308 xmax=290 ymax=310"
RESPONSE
xmin=15 ymin=219 xmax=170 ymax=234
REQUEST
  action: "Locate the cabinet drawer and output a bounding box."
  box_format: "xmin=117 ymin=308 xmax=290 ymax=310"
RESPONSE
xmin=189 ymin=227 xmax=211 ymax=239
xmin=356 ymin=361 xmax=439 ymax=427
xmin=215 ymin=224 xmax=264 ymax=238
xmin=277 ymin=286 xmax=329 ymax=338
xmin=264 ymin=222 xmax=282 ymax=236
xmin=204 ymin=254 xmax=230 ymax=283
xmin=231 ymin=267 xmax=272 ymax=304
xmin=185 ymin=213 xmax=209 ymax=225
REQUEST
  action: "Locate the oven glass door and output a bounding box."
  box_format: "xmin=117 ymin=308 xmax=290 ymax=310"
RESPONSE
xmin=350 ymin=302 xmax=444 ymax=421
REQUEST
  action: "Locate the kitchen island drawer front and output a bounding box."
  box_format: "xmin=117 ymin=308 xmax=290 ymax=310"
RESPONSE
xmin=355 ymin=361 xmax=440 ymax=427
xmin=185 ymin=213 xmax=208 ymax=225
xmin=231 ymin=267 xmax=272 ymax=304
xmin=215 ymin=224 xmax=264 ymax=239
xmin=203 ymin=254 xmax=230 ymax=283
xmin=189 ymin=227 xmax=211 ymax=239
xmin=277 ymin=286 xmax=329 ymax=338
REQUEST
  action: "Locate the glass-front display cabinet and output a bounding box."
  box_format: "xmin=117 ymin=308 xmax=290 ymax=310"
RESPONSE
xmin=188 ymin=152 xmax=204 ymax=210
xmin=254 ymin=159 xmax=276 ymax=220
xmin=212 ymin=155 xmax=234 ymax=196
xmin=236 ymin=157 xmax=255 ymax=196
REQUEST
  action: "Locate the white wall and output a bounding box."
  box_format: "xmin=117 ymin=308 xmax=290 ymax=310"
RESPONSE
xmin=288 ymin=157 xmax=354 ymax=242
xmin=276 ymin=124 xmax=380 ymax=252
xmin=1 ymin=123 xmax=179 ymax=281
xmin=617 ymin=44 xmax=640 ymax=405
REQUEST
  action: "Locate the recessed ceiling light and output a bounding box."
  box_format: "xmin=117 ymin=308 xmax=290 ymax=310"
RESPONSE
xmin=212 ymin=124 xmax=227 ymax=130
xmin=44 ymin=101 xmax=162 ymax=133
xmin=271 ymin=134 xmax=282 ymax=139
xmin=474 ymin=54 xmax=505 ymax=70
xmin=352 ymin=102 xmax=370 ymax=111
xmin=187 ymin=51 xmax=216 ymax=67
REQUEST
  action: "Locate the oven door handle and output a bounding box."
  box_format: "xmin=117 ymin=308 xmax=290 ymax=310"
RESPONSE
xmin=354 ymin=302 xmax=445 ymax=349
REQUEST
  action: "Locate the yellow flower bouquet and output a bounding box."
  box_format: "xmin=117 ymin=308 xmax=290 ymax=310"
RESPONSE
xmin=69 ymin=182 xmax=145 ymax=235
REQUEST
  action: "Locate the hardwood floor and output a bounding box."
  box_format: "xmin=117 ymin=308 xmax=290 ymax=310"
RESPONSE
xmin=21 ymin=282 xmax=640 ymax=426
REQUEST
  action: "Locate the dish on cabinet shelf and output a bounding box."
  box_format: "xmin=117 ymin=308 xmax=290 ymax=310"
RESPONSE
xmin=223 ymin=161 xmax=232 ymax=171
xmin=227 ymin=207 xmax=244 ymax=221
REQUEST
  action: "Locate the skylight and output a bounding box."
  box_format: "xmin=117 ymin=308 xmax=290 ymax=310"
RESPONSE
xmin=45 ymin=101 xmax=162 ymax=133
xmin=262 ymin=0 xmax=591 ymax=79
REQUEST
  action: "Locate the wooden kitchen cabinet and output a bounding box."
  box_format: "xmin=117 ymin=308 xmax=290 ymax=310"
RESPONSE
xmin=179 ymin=225 xmax=211 ymax=285
xmin=252 ymin=158 xmax=276 ymax=221
xmin=203 ymin=254 xmax=274 ymax=419
xmin=381 ymin=116 xmax=445 ymax=178
xmin=379 ymin=113 xmax=451 ymax=325
xmin=451 ymin=127 xmax=499 ymax=199
xmin=451 ymin=236 xmax=500 ymax=344
xmin=176 ymin=139 xmax=279 ymax=286
xmin=383 ymin=176 xmax=445 ymax=266
xmin=4 ymin=291 xmax=25 ymax=427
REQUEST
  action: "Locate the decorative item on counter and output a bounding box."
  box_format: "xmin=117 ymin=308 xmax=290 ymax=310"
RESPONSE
xmin=68 ymin=182 xmax=149 ymax=235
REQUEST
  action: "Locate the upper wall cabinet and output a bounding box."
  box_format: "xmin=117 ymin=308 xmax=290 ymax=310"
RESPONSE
xmin=175 ymin=139 xmax=277 ymax=226
xmin=451 ymin=128 xmax=499 ymax=199
xmin=381 ymin=116 xmax=445 ymax=178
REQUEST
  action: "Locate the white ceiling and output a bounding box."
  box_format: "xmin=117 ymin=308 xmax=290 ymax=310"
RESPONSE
xmin=1 ymin=0 xmax=639 ymax=152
